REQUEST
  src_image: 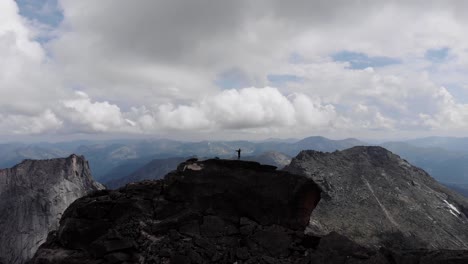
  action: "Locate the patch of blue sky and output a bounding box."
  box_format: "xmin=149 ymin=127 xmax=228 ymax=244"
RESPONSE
xmin=441 ymin=84 xmax=468 ymax=103
xmin=288 ymin=52 xmax=305 ymax=64
xmin=214 ymin=68 xmax=251 ymax=90
xmin=267 ymin=74 xmax=303 ymax=86
xmin=17 ymin=0 xmax=63 ymax=27
xmin=425 ymin=47 xmax=449 ymax=63
xmin=332 ymin=50 xmax=401 ymax=69
xmin=16 ymin=0 xmax=63 ymax=43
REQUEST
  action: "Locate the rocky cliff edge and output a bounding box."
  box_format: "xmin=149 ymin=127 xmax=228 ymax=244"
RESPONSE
xmin=30 ymin=157 xmax=468 ymax=263
xmin=285 ymin=146 xmax=468 ymax=250
xmin=0 ymin=154 xmax=104 ymax=264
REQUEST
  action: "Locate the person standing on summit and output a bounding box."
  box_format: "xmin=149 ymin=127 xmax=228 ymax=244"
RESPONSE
xmin=236 ymin=148 xmax=241 ymax=160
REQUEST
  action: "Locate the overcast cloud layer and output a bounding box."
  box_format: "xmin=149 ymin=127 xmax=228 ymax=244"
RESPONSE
xmin=2 ymin=0 xmax=468 ymax=140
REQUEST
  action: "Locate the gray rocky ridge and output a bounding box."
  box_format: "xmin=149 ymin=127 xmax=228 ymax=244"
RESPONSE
xmin=285 ymin=146 xmax=468 ymax=249
xmin=0 ymin=154 xmax=104 ymax=264
xmin=30 ymin=157 xmax=468 ymax=263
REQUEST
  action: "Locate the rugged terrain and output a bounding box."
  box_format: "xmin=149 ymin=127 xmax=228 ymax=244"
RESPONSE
xmin=6 ymin=137 xmax=468 ymax=198
xmin=105 ymin=152 xmax=291 ymax=189
xmin=285 ymin=146 xmax=468 ymax=250
xmin=30 ymin=159 xmax=322 ymax=263
xmin=0 ymin=155 xmax=104 ymax=264
xmin=30 ymin=157 xmax=468 ymax=263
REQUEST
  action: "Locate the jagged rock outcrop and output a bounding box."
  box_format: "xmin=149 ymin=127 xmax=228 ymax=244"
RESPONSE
xmin=29 ymin=159 xmax=324 ymax=263
xmin=30 ymin=158 xmax=468 ymax=263
xmin=0 ymin=154 xmax=104 ymax=264
xmin=284 ymin=146 xmax=468 ymax=250
xmin=105 ymin=152 xmax=292 ymax=190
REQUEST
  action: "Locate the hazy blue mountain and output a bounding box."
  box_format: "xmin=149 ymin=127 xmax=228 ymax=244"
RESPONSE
xmin=5 ymin=136 xmax=468 ymax=198
xmin=245 ymin=151 xmax=292 ymax=169
xmin=380 ymin=141 xmax=468 ymax=183
xmin=441 ymin=183 xmax=468 ymax=198
xmin=98 ymin=157 xmax=155 ymax=183
xmin=105 ymin=151 xmax=293 ymax=189
xmin=92 ymin=138 xmax=468 ymax=197
xmin=34 ymin=140 xmax=96 ymax=152
xmin=256 ymin=137 xmax=299 ymax=143
xmin=105 ymin=156 xmax=187 ymax=189
xmin=406 ymin=136 xmax=468 ymax=153
xmin=175 ymin=140 xmax=258 ymax=157
xmin=0 ymin=136 xmax=368 ymax=181
xmin=254 ymin=136 xmax=367 ymax=156
xmin=0 ymin=143 xmax=68 ymax=169
xmin=72 ymin=139 xmax=186 ymax=180
xmin=295 ymin=136 xmax=365 ymax=151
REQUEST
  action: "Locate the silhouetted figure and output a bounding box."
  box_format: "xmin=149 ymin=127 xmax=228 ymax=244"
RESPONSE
xmin=236 ymin=148 xmax=241 ymax=160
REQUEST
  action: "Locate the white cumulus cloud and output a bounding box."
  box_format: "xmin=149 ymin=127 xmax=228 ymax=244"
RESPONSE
xmin=57 ymin=92 xmax=129 ymax=133
xmin=4 ymin=0 xmax=468 ymax=139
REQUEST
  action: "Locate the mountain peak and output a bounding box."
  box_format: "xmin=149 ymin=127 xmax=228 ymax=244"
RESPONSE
xmin=14 ymin=153 xmax=86 ymax=168
xmin=31 ymin=158 xmax=323 ymax=263
xmin=31 ymin=157 xmax=468 ymax=263
xmin=285 ymin=146 xmax=468 ymax=250
xmin=0 ymin=156 xmax=104 ymax=264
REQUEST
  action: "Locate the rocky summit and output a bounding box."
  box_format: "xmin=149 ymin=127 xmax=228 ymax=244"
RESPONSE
xmin=30 ymin=157 xmax=468 ymax=263
xmin=29 ymin=159 xmax=322 ymax=263
xmin=285 ymin=146 xmax=468 ymax=250
xmin=0 ymin=154 xmax=104 ymax=264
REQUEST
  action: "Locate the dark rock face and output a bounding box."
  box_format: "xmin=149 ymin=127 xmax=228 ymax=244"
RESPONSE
xmin=166 ymin=159 xmax=320 ymax=229
xmin=30 ymin=159 xmax=324 ymax=263
xmin=30 ymin=158 xmax=468 ymax=263
xmin=0 ymin=154 xmax=104 ymax=264
xmin=284 ymin=146 xmax=468 ymax=250
xmin=105 ymin=152 xmax=291 ymax=190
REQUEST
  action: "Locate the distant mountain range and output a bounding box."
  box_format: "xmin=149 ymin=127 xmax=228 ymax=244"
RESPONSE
xmin=4 ymin=138 xmax=468 ymax=262
xmin=105 ymin=151 xmax=293 ymax=189
xmin=105 ymin=157 xmax=187 ymax=189
xmin=406 ymin=136 xmax=468 ymax=153
xmin=4 ymin=136 xmax=468 ymax=197
xmin=380 ymin=141 xmax=468 ymax=184
xmin=0 ymin=143 xmax=69 ymax=169
xmin=0 ymin=136 xmax=365 ymax=181
xmin=244 ymin=151 xmax=292 ymax=169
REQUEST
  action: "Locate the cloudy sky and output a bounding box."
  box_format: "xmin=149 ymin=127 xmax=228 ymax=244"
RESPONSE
xmin=2 ymin=0 xmax=468 ymax=141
